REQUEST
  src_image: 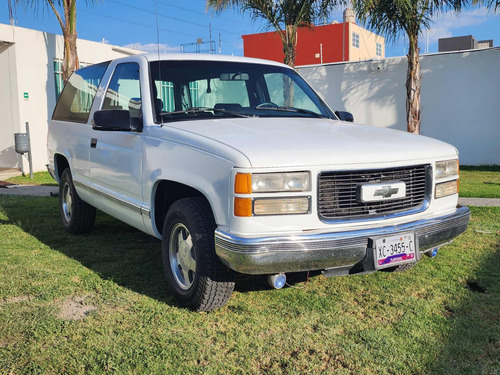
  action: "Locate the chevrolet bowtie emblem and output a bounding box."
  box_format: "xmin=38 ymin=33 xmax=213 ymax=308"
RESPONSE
xmin=374 ymin=186 xmax=400 ymax=198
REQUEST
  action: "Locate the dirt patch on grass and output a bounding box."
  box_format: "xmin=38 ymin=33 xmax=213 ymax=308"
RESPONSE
xmin=57 ymin=296 xmax=96 ymax=320
xmin=0 ymin=295 xmax=31 ymax=306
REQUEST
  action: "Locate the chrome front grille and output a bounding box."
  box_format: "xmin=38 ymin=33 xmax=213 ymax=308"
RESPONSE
xmin=318 ymin=165 xmax=430 ymax=220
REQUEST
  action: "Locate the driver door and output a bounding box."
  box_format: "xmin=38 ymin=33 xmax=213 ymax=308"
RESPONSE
xmin=90 ymin=62 xmax=145 ymax=230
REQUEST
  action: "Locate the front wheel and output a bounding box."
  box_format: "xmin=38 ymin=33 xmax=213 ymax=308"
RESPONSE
xmin=59 ymin=168 xmax=96 ymax=234
xmin=162 ymin=197 xmax=234 ymax=311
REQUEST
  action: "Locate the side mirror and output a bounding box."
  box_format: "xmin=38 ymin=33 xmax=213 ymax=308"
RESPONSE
xmin=335 ymin=111 xmax=354 ymax=123
xmin=93 ymin=110 xmax=141 ymax=132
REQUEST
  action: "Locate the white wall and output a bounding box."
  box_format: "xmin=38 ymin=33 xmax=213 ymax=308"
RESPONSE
xmin=299 ymin=48 xmax=500 ymax=165
xmin=0 ymin=24 xmax=140 ymax=173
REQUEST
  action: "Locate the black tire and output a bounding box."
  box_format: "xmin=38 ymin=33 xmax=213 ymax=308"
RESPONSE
xmin=59 ymin=168 xmax=96 ymax=234
xmin=162 ymin=197 xmax=234 ymax=311
xmin=382 ymin=262 xmax=416 ymax=273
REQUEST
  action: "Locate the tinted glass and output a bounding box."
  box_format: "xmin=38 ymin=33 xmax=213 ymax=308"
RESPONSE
xmin=52 ymin=62 xmax=109 ymax=123
xmin=149 ymin=60 xmax=334 ymax=123
xmin=102 ymin=63 xmax=141 ymax=125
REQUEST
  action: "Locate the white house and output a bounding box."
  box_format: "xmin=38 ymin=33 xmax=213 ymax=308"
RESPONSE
xmin=0 ymin=23 xmax=141 ymax=175
xmin=298 ymin=47 xmax=500 ymax=165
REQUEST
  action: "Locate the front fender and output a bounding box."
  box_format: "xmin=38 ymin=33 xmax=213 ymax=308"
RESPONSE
xmin=144 ymin=143 xmax=234 ymax=237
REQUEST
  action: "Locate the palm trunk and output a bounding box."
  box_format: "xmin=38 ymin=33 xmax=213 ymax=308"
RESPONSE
xmin=62 ymin=0 xmax=79 ymax=82
xmin=283 ymin=43 xmax=296 ymax=67
xmin=406 ymin=35 xmax=421 ymax=134
xmin=62 ymin=31 xmax=79 ymax=82
xmin=282 ymin=25 xmax=296 ymax=106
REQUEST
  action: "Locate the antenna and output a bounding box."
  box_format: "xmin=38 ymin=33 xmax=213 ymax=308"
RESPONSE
xmin=155 ymin=1 xmax=163 ymax=125
xmin=155 ymin=1 xmax=161 ymax=59
xmin=209 ymin=23 xmax=213 ymax=54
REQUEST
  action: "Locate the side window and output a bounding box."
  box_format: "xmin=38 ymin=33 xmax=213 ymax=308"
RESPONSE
xmin=52 ymin=62 xmax=109 ymax=123
xmin=263 ymin=73 xmax=318 ymax=112
xmin=102 ymin=63 xmax=141 ymax=124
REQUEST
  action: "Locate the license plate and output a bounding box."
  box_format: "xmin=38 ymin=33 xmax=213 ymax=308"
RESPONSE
xmin=374 ymin=233 xmax=416 ymax=269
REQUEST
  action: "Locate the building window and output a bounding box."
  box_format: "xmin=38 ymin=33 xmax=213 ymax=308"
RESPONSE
xmin=54 ymin=60 xmax=92 ymax=100
xmin=54 ymin=59 xmax=64 ymax=100
xmin=352 ymin=32 xmax=360 ymax=49
xmin=376 ymin=42 xmax=382 ymax=57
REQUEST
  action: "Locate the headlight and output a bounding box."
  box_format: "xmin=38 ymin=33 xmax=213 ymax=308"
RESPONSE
xmin=233 ymin=172 xmax=312 ymax=216
xmin=436 ymin=159 xmax=458 ymax=179
xmin=251 ymin=172 xmax=310 ymax=193
xmin=435 ymin=180 xmax=458 ymax=198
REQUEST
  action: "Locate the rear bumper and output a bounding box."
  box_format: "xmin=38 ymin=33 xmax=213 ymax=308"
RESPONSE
xmin=215 ymin=206 xmax=470 ymax=275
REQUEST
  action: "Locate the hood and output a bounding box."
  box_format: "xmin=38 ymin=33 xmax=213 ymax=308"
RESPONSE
xmin=167 ymin=117 xmax=457 ymax=168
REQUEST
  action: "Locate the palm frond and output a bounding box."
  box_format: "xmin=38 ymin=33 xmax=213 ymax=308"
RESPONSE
xmin=354 ymin=0 xmax=468 ymax=42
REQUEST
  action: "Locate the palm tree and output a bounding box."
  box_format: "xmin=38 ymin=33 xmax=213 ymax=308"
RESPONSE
xmin=16 ymin=0 xmax=91 ymax=82
xmin=354 ymin=0 xmax=466 ymax=134
xmin=474 ymin=0 xmax=499 ymax=10
xmin=206 ymin=0 xmax=342 ymax=67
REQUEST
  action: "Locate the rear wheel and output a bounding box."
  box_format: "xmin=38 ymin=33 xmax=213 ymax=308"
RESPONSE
xmin=59 ymin=168 xmax=96 ymax=234
xmin=162 ymin=197 xmax=234 ymax=311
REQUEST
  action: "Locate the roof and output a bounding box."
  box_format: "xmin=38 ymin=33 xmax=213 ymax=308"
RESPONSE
xmin=140 ymin=53 xmax=290 ymax=68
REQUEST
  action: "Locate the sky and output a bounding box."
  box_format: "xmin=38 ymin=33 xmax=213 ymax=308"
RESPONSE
xmin=1 ymin=0 xmax=499 ymax=58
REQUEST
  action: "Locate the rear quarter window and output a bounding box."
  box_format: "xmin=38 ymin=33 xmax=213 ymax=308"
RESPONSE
xmin=52 ymin=62 xmax=110 ymax=123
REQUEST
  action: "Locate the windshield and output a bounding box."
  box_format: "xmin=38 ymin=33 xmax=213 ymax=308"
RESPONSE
xmin=149 ymin=60 xmax=335 ymax=123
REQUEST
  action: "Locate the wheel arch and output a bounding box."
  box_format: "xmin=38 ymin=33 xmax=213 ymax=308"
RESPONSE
xmin=152 ymin=180 xmax=216 ymax=236
xmin=53 ymin=153 xmax=70 ymax=182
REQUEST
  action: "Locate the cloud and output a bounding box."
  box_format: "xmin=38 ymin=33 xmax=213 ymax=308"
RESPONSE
xmin=123 ymin=42 xmax=180 ymax=54
xmin=424 ymin=7 xmax=490 ymax=44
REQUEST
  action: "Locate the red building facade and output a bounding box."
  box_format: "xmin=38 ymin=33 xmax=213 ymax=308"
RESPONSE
xmin=242 ymin=20 xmax=385 ymax=66
xmin=243 ymin=23 xmax=350 ymax=66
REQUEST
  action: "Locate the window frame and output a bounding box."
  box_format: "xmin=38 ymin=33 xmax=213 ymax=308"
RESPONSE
xmin=52 ymin=61 xmax=110 ymax=124
xmin=352 ymin=32 xmax=360 ymax=49
xmin=101 ymin=62 xmax=142 ymax=112
xmin=149 ymin=60 xmax=335 ymax=124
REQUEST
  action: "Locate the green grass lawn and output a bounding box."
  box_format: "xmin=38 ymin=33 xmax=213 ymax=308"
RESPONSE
xmin=6 ymin=171 xmax=57 ymax=186
xmin=0 ymin=195 xmax=498 ymax=374
xmin=460 ymin=166 xmax=500 ymax=198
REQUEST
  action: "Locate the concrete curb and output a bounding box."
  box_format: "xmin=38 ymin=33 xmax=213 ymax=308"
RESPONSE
xmin=458 ymin=197 xmax=500 ymax=207
xmin=0 ymin=185 xmax=59 ymax=197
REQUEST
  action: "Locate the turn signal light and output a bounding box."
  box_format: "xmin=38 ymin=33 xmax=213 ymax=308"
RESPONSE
xmin=235 ymin=173 xmax=252 ymax=194
xmin=234 ymin=198 xmax=252 ymax=217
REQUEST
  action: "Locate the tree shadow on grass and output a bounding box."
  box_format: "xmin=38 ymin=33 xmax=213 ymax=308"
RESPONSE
xmin=0 ymin=195 xmax=289 ymax=308
xmin=0 ymin=195 xmax=174 ymax=305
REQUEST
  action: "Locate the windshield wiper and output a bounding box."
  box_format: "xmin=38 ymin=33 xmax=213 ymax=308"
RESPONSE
xmin=160 ymin=107 xmax=251 ymax=119
xmin=255 ymin=105 xmax=327 ymax=118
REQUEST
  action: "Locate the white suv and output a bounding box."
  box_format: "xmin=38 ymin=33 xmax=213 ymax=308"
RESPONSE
xmin=47 ymin=54 xmax=470 ymax=311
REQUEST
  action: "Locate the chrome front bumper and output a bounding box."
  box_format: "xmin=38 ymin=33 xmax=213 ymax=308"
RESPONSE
xmin=215 ymin=206 xmax=471 ymax=275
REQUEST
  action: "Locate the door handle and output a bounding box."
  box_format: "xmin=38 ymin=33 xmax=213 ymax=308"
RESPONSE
xmin=90 ymin=138 xmax=97 ymax=148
